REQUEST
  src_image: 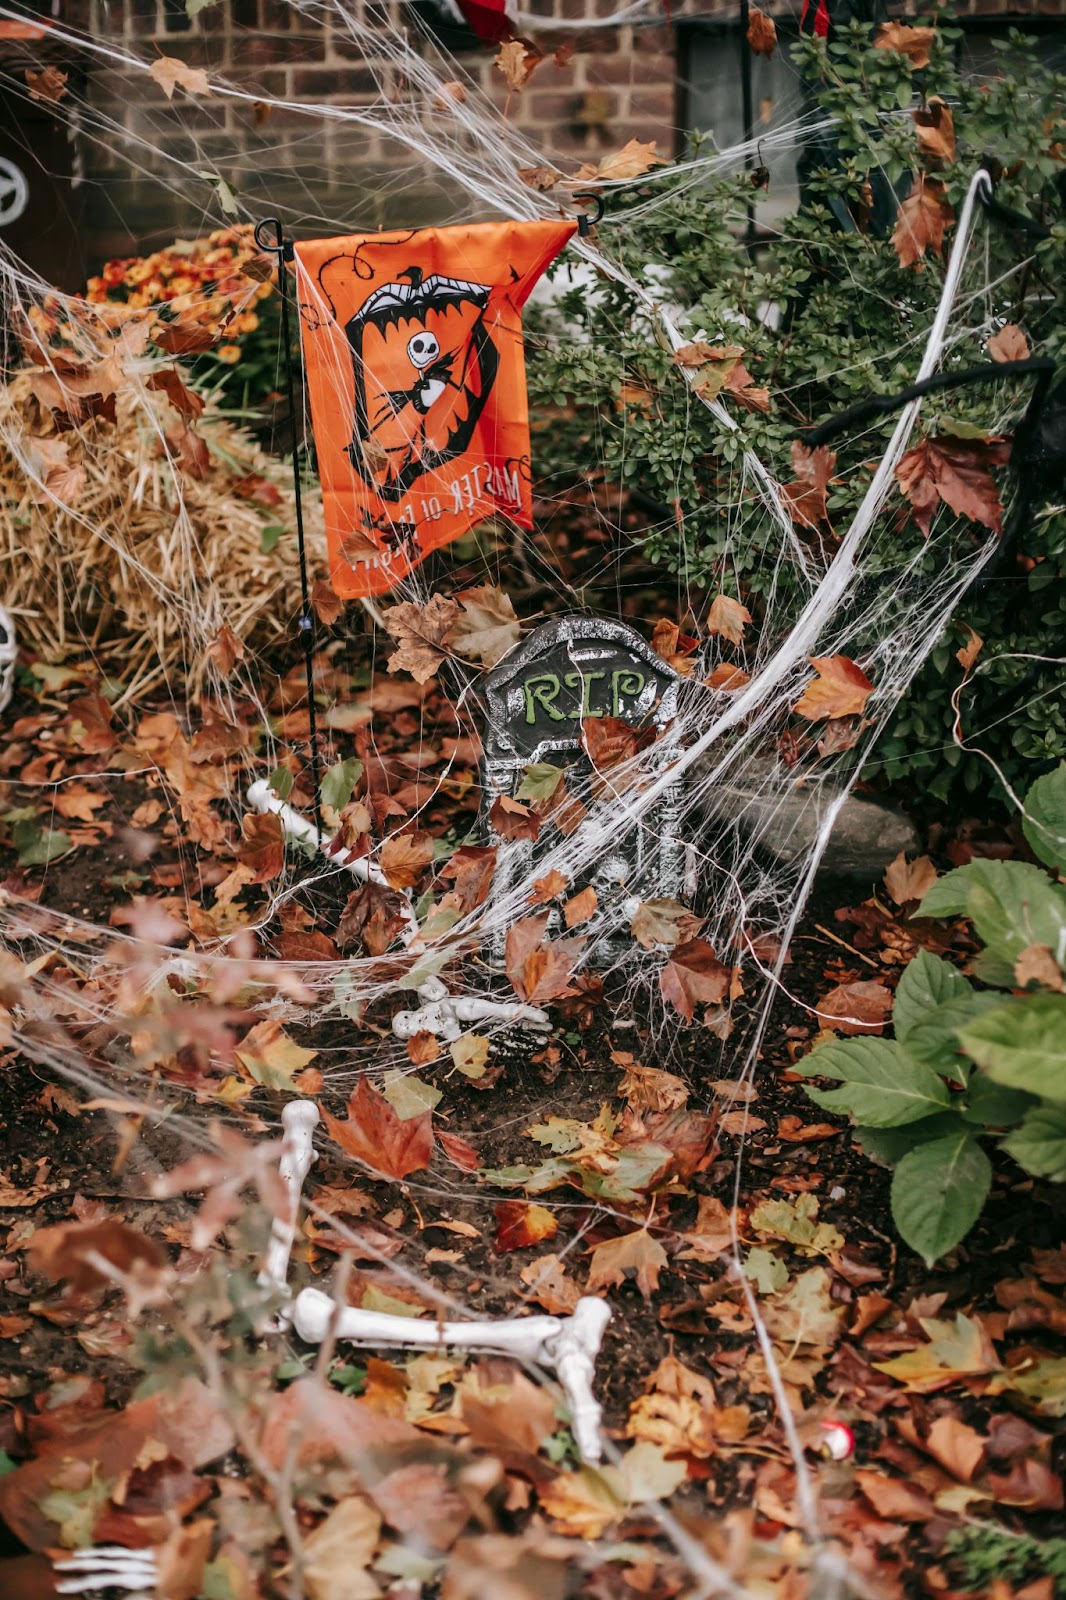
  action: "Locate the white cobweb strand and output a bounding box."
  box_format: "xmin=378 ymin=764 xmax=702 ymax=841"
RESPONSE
xmin=0 ymin=3 xmax=1030 ymax=1585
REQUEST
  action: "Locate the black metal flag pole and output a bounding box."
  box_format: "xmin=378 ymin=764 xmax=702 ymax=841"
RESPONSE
xmin=254 ymin=216 xmax=323 ymax=844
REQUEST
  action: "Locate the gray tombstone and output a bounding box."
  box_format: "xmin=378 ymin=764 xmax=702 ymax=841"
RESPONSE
xmin=481 ymin=614 xmax=693 ymax=961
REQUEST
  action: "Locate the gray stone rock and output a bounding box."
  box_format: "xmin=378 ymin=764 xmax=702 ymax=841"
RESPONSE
xmin=696 ymin=758 xmax=920 ymax=882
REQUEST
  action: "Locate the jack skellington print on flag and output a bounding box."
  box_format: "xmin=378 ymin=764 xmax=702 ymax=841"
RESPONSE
xmin=294 ymin=221 xmax=576 ymax=597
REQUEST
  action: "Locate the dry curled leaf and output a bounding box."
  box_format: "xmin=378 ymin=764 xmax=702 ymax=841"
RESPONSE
xmin=896 ymin=434 xmax=1010 ymax=536
xmin=746 ymin=5 xmax=777 ymax=56
xmin=587 ymin=1228 xmax=667 ymax=1300
xmin=573 ymin=138 xmax=665 ymax=183
xmin=312 ymin=579 xmax=343 ymax=627
xmin=707 ymin=593 xmax=752 ymax=645
xmin=987 ymin=323 xmax=1029 ymax=363
xmin=205 ymin=623 xmax=245 ymax=676
xmin=449 ymin=585 xmax=520 ymax=668
xmin=495 ymin=39 xmax=543 ymax=92
xmin=149 ymin=55 xmax=212 ymax=99
xmin=384 ymin=595 xmax=459 ymax=683
xmin=913 ymin=96 xmax=955 ymax=164
xmin=237 ymin=810 xmax=284 ymax=883
xmin=504 ymin=911 xmax=585 ymax=1006
xmin=818 ymin=979 xmax=893 ymax=1036
xmin=494 ymin=1200 xmax=558 ymax=1253
xmin=892 ymin=175 xmax=953 ymax=269
xmin=661 ymin=938 xmax=731 ymax=1020
xmin=883 ymin=851 xmax=938 ymax=906
xmin=380 ymin=830 xmax=434 ymax=891
xmin=875 ymin=20 xmax=936 ymax=69
xmin=794 ymin=655 xmax=874 ymax=721
xmin=320 ymin=1077 xmax=433 ymax=1181
xmin=956 ymin=626 xmax=984 ymax=672
xmin=783 ymin=442 xmax=837 ymax=530
xmin=25 ymin=66 xmax=68 ymax=102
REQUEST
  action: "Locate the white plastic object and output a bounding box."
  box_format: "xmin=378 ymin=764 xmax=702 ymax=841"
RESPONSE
xmin=0 ymin=605 xmax=17 ymax=714
xmin=391 ymin=984 xmax=551 ymax=1041
xmin=291 ymin=1286 xmax=612 ymax=1463
xmin=258 ymin=1100 xmax=320 ymax=1304
xmin=53 ymin=1546 xmax=158 ymax=1595
xmin=246 ymin=778 xmax=422 ymax=946
xmin=820 ymin=1420 xmax=855 ymax=1461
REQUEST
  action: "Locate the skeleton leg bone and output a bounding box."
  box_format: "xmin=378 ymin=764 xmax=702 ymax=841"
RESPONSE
xmin=292 ymin=1286 xmax=611 ymax=1463
xmin=258 ymin=1100 xmax=319 ymax=1309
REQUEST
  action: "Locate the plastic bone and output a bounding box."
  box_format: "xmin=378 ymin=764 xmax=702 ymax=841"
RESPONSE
xmin=258 ymin=1099 xmax=320 ymax=1302
xmin=246 ymin=778 xmax=422 ymax=946
xmin=292 ymin=1286 xmax=612 ymax=1463
xmin=52 ymin=1547 xmax=158 ymax=1595
xmin=247 ymin=782 xmax=551 ymax=1043
xmin=391 ymin=974 xmax=551 ymax=1041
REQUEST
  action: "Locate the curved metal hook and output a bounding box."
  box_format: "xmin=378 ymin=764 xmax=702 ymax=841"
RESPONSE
xmin=572 ymin=191 xmax=605 ymax=236
xmin=254 ymin=216 xmax=285 ymax=255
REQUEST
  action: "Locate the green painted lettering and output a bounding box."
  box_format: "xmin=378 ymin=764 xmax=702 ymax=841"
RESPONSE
xmin=610 ymin=668 xmax=646 ymax=717
xmin=563 ymin=669 xmax=606 ymax=719
xmin=523 ymin=672 xmax=566 ymax=724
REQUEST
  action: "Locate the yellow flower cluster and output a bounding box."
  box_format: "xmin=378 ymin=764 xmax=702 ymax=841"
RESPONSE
xmin=86 ymin=225 xmax=275 ymax=360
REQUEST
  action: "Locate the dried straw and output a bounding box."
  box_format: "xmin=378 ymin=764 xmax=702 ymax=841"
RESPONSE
xmin=0 ymin=374 xmax=326 ymax=695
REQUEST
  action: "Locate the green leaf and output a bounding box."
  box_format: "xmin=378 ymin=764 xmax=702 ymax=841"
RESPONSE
xmin=1001 ymin=1102 xmax=1066 ymax=1181
xmin=186 ymin=0 xmax=220 ymax=14
xmin=959 ymin=995 xmax=1066 ymax=1102
xmin=744 ymin=1247 xmax=789 ymax=1294
xmin=903 ymin=992 xmax=1000 ymax=1078
xmin=382 ymin=1070 xmax=441 ymax=1120
xmin=267 ymin=765 xmax=293 ymax=802
xmin=516 ymin=762 xmax=565 ymax=803
xmin=198 ymin=170 xmax=239 ymax=216
xmin=1023 ymin=762 xmax=1066 ymax=875
xmin=962 ymin=1074 xmax=1036 ymax=1129
xmin=890 ymin=1132 xmax=992 ymax=1264
xmin=797 ymin=1037 xmax=953 ymax=1127
xmin=13 ymin=820 xmax=72 ymax=867
xmin=320 ymin=756 xmax=363 ymax=814
xmin=919 ymin=861 xmax=1066 ymax=977
xmin=260 ymin=522 xmax=284 ymax=555
xmin=1006 ymin=1356 xmax=1066 ymax=1417
xmin=892 ymin=950 xmax=973 ymax=1042
xmin=854 ymin=1111 xmax=966 ymax=1166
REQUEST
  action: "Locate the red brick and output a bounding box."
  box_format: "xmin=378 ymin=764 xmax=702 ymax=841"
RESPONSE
xmin=585 ymin=52 xmax=675 ymax=85
xmin=291 ymin=66 xmax=383 ymax=97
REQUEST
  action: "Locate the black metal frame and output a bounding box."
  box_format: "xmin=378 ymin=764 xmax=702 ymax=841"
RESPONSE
xmin=254 ymin=216 xmax=324 ymax=842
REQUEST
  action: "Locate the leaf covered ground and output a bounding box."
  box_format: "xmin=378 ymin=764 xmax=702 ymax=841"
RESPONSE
xmin=0 ymin=636 xmax=1063 ymax=1600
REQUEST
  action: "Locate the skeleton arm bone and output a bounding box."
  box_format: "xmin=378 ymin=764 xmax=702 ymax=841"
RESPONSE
xmin=291 ymin=1286 xmax=611 ymax=1462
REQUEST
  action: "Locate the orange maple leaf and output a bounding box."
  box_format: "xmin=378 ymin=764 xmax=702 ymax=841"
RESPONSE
xmin=794 ymin=656 xmax=874 ymax=721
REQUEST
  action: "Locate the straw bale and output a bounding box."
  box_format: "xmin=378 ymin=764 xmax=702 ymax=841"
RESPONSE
xmin=0 ymin=374 xmax=326 ymax=693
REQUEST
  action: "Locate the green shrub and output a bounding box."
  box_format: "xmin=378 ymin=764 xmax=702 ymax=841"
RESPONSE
xmin=943 ymin=1524 xmax=1066 ymax=1597
xmin=795 ymin=762 xmax=1066 ymax=1263
xmin=527 ymin=21 xmax=1066 ymax=807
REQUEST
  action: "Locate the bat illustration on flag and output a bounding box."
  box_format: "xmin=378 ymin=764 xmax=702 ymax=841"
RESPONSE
xmin=294 ymin=221 xmax=576 ymax=598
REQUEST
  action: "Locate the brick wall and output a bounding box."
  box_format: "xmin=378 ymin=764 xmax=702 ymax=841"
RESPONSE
xmin=18 ymin=0 xmax=1066 ymax=267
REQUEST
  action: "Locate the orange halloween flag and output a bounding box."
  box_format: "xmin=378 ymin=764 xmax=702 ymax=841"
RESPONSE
xmin=294 ymin=220 xmax=576 ymax=598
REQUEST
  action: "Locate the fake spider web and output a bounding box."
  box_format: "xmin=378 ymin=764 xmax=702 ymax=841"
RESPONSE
xmin=0 ymin=3 xmax=1050 ymax=1592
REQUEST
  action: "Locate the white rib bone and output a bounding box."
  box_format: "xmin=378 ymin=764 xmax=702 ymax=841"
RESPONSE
xmin=53 ymin=1547 xmax=158 ymax=1595
xmin=258 ymin=1100 xmax=320 ymax=1303
xmin=292 ymin=1286 xmax=611 ymax=1463
xmin=246 ymin=779 xmax=422 ymax=946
